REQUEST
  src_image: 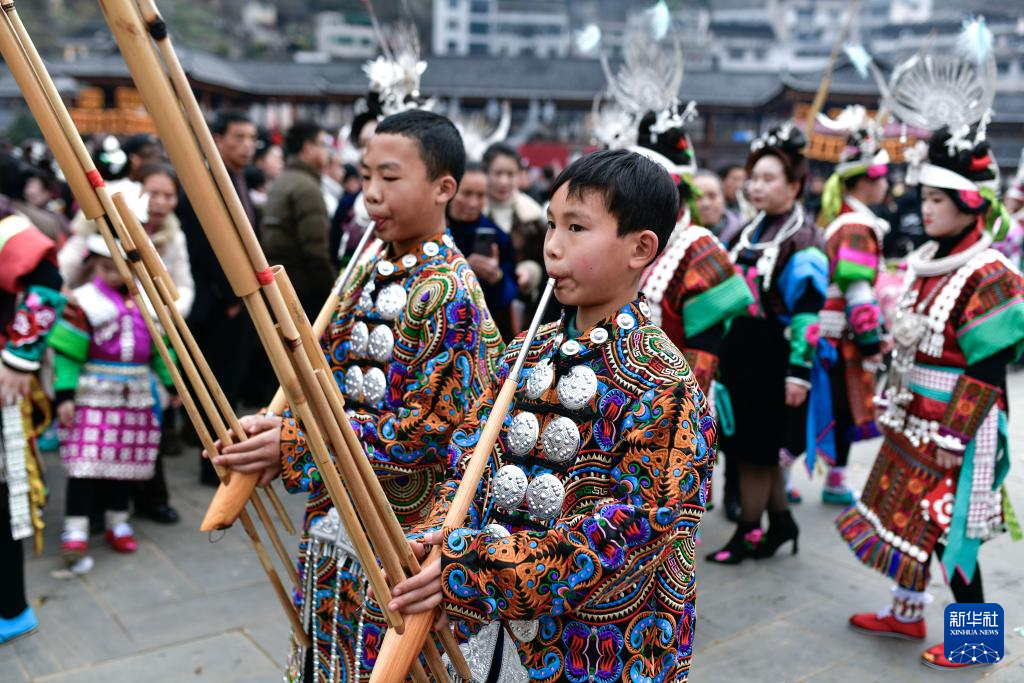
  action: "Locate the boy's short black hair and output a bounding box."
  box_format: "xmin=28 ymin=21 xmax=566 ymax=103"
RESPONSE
xmin=375 ymin=110 xmax=465 ymax=184
xmin=550 ymin=149 xmax=679 ymax=257
xmin=464 ymin=160 xmax=487 ymax=175
xmin=483 ymin=142 xmax=520 ymax=169
xmin=285 ymin=121 xmax=324 ymax=158
xmin=211 ymin=111 xmax=253 ymax=137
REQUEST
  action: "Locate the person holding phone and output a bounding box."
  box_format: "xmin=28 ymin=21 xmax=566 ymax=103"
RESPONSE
xmin=448 ymin=161 xmax=517 ymax=340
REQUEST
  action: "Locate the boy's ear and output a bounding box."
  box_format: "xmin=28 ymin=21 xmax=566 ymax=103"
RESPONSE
xmin=629 ymin=229 xmax=660 ymax=271
xmin=434 ymin=174 xmax=458 ymax=205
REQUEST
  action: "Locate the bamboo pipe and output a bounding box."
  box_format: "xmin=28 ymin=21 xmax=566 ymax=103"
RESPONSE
xmin=804 ymin=0 xmax=861 ymax=141
xmin=205 ymin=227 xmax=379 ymax=532
xmin=110 ymin=194 xmax=300 ymax=588
xmin=0 ymin=3 xmax=307 ymax=645
xmin=266 ymin=226 xmax=380 ymax=416
xmin=370 ymin=279 xmax=557 ymax=683
xmin=97 ymin=0 xmax=258 ymax=296
xmin=0 ymin=6 xmax=100 ymax=217
xmin=97 ymin=215 xmax=310 ymax=648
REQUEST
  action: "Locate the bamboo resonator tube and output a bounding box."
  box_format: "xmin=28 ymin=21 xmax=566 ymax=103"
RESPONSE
xmin=94 ymin=1 xmax=470 ymax=676
xmin=370 ymin=279 xmax=558 ymax=683
xmin=0 ymin=1 xmax=307 ymax=646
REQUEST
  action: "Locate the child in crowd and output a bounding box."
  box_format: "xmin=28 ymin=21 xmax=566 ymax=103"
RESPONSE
xmin=50 ymin=235 xmax=174 ymax=568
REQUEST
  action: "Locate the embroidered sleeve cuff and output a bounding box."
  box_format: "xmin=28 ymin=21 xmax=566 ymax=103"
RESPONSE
xmin=940 ymin=375 xmax=1001 ymax=447
xmin=1 ymin=348 xmax=39 ymax=372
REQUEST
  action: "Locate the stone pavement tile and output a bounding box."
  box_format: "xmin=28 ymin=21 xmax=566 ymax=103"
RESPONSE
xmin=243 ymin=619 xmax=292 ymax=670
xmin=14 ymin=568 xmax=135 ymax=675
xmin=689 ymin=620 xmax=845 ymax=682
xmin=0 ymin=647 xmax=30 ymax=683
xmin=162 ymin=540 xmax=273 ymax=593
xmin=78 ymin=542 xmax=202 ymax=613
xmin=114 ymin=580 xmax=286 ymax=651
xmin=695 ymin=563 xmax=827 ymax=643
xmin=32 ymin=632 xmax=280 ymax=683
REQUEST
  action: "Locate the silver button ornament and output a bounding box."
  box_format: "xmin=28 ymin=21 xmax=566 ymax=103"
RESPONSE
xmin=616 ymin=313 xmax=636 ymax=330
xmin=377 ymin=260 xmax=395 ymax=277
xmin=358 ymin=290 xmax=373 ymax=311
xmin=362 ymin=367 xmax=387 ymax=404
xmin=509 ymin=620 xmax=539 ymax=643
xmin=506 ymin=412 xmax=540 ymax=457
xmin=345 ymin=366 xmax=364 ymax=401
xmin=526 ymin=473 xmax=565 ymax=519
xmin=442 ymin=234 xmax=454 ymax=248
xmin=560 ymin=339 xmax=580 ymax=356
xmin=350 ymin=321 xmax=369 ymax=358
xmin=482 ymin=523 xmax=510 ymax=539
xmin=541 ymin=416 xmax=581 ymax=463
xmin=525 ymin=359 xmax=553 ymax=400
xmin=491 ymin=465 xmax=528 ymax=509
xmin=557 ymin=364 xmax=598 ymax=411
xmin=367 ymin=324 xmax=395 ymax=363
xmin=589 ymin=327 xmax=608 ymax=344
xmin=638 ymin=301 xmax=651 ymax=317
xmin=423 ymin=241 xmax=439 ymax=257
xmin=401 ymin=254 xmax=418 ymax=269
xmin=375 ymin=283 xmax=408 ymax=321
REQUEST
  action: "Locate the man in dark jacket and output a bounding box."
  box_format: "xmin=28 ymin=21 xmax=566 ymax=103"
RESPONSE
xmin=179 ymin=111 xmax=258 ymax=485
xmin=260 ymin=121 xmax=334 ymax=318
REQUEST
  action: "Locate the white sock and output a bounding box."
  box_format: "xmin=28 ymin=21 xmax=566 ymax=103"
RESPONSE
xmin=62 ymin=516 xmax=88 ymax=542
xmin=105 ymin=510 xmax=130 ymax=531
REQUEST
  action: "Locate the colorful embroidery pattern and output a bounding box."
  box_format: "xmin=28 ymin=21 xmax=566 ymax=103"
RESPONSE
xmin=279 ymin=232 xmax=503 ymax=682
xmin=837 ymin=232 xmax=1024 ymax=589
xmin=415 ymin=300 xmax=714 ymax=683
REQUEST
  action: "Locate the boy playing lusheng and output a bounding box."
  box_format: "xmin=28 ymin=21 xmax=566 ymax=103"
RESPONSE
xmin=213 ymin=110 xmax=504 ymax=682
xmin=391 ymin=149 xmax=716 ymax=682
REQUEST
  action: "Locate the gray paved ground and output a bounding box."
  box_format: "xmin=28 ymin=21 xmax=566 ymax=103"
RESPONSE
xmin=2 ymin=372 xmax=1023 ymax=682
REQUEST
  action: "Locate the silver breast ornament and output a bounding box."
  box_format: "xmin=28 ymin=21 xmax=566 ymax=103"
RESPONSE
xmin=526 ymin=473 xmax=565 ymax=520
xmin=345 ymin=366 xmax=364 ymax=402
xmin=491 ymin=465 xmax=528 ymax=510
xmin=506 ymin=412 xmax=539 ymax=457
xmin=557 ymin=364 xmax=598 ymax=411
xmin=541 ymin=416 xmax=581 ymax=463
xmin=525 ymin=358 xmax=553 ymax=400
xmin=367 ymin=324 xmax=395 ymax=363
xmin=349 ymin=321 xmax=369 ymax=358
xmin=362 ymin=367 xmax=387 ymax=405
xmin=375 ymin=283 xmax=408 ymax=321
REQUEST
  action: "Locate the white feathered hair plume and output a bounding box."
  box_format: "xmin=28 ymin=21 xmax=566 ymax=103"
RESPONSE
xmin=880 ymin=16 xmax=996 ymax=135
xmin=455 ymin=101 xmax=512 ymax=163
xmin=362 ymin=22 xmax=434 ymax=116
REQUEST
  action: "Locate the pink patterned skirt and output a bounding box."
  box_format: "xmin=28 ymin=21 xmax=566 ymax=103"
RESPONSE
xmin=60 ymin=361 xmax=161 ymax=481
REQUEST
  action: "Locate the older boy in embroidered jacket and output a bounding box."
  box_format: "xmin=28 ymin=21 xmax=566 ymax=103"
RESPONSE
xmin=214 ymin=111 xmax=503 ymax=682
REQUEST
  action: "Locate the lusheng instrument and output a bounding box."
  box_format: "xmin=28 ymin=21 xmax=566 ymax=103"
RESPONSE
xmin=371 ymin=278 xmax=558 ymax=683
xmin=0 ymin=0 xmax=306 ymax=645
xmin=85 ymin=0 xmax=470 ymax=677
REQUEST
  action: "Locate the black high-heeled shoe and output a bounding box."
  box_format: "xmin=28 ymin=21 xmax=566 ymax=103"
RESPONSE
xmin=705 ymin=522 xmax=763 ymax=565
xmin=756 ymin=510 xmax=799 ymax=559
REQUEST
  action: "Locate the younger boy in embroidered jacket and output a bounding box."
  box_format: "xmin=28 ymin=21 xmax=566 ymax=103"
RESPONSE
xmin=391 ymin=149 xmax=716 ymax=682
xmin=213 ymin=110 xmax=504 ymax=682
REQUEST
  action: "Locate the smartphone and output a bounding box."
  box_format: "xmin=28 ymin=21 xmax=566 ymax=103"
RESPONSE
xmin=472 ymin=227 xmax=497 ymax=256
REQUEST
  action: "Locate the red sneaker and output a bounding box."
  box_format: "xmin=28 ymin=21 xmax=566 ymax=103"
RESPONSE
xmin=849 ymin=612 xmax=926 ymax=640
xmin=921 ymin=642 xmax=998 ymax=670
xmin=105 ymin=527 xmax=138 ymax=553
xmin=60 ymin=539 xmax=88 ymax=564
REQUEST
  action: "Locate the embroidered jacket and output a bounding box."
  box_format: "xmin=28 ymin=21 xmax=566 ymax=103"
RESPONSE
xmin=807 ymin=200 xmax=889 ymax=463
xmin=730 ymin=209 xmax=828 ymax=383
xmin=1 ymin=215 xmax=64 ymax=373
xmin=414 ymin=299 xmax=715 ymax=683
xmin=278 ymin=231 xmax=503 ymax=682
xmin=640 ymin=224 xmax=753 ymax=393
xmin=839 ymin=225 xmax=1024 ymax=590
